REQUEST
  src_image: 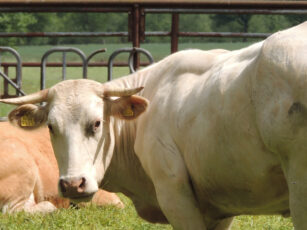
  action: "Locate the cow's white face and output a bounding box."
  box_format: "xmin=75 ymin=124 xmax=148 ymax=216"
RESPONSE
xmin=48 ymin=93 xmax=105 ymax=201
xmin=0 ymin=79 xmax=148 ymax=203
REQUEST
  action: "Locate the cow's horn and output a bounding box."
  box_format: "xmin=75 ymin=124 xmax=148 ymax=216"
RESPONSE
xmin=0 ymin=89 xmax=49 ymax=105
xmin=103 ymin=86 xmax=144 ymax=97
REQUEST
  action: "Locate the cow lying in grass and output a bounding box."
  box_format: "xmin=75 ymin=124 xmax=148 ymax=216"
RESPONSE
xmin=0 ymin=122 xmax=123 ymax=213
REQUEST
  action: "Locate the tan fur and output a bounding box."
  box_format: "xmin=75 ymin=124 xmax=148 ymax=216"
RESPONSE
xmin=0 ymin=122 xmax=123 ymax=213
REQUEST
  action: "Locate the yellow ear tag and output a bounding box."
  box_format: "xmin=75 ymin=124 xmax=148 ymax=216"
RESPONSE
xmin=123 ymin=106 xmax=134 ymax=117
xmin=20 ymin=115 xmax=35 ymax=127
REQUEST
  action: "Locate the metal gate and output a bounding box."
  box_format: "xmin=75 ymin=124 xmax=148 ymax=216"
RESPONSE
xmin=0 ymin=46 xmax=154 ymax=97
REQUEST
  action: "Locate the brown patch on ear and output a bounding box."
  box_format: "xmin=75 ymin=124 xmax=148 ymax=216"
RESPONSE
xmin=111 ymin=95 xmax=148 ymax=120
xmin=8 ymin=104 xmax=48 ymax=129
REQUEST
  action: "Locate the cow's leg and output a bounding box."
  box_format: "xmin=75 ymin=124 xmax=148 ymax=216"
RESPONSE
xmin=287 ymin=179 xmax=307 ymax=229
xmin=154 ymin=178 xmax=207 ymax=230
xmin=213 ymin=217 xmax=233 ymax=230
xmin=91 ymin=189 xmax=124 ymax=208
xmin=286 ymin=169 xmax=307 ymax=228
xmin=141 ymin=142 xmax=207 ymax=230
xmin=281 ymin=152 xmax=307 ymax=229
xmin=23 ymin=193 xmax=56 ymax=214
xmin=2 ymin=193 xmax=56 ymax=214
xmin=26 ymin=201 xmax=57 ymax=213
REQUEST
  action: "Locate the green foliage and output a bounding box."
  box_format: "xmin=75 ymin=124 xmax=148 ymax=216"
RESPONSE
xmin=210 ymin=14 xmax=252 ymax=32
xmin=0 ymin=13 xmax=37 ymax=45
xmin=249 ymin=15 xmax=292 ymax=33
xmin=53 ymin=13 xmax=129 ymax=44
xmin=0 ymin=12 xmax=306 ymax=45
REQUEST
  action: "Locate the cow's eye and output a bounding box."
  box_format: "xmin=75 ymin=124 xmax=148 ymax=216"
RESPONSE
xmin=94 ymin=120 xmax=101 ymax=128
xmin=86 ymin=120 xmax=101 ymax=136
xmin=48 ymin=124 xmax=53 ymax=133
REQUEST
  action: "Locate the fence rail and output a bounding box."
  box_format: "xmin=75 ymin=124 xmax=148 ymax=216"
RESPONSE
xmin=0 ymin=1 xmax=307 ymax=99
xmin=0 ymin=46 xmax=154 ymax=98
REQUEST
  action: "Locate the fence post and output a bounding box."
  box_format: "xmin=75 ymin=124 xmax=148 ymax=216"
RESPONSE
xmin=171 ymin=13 xmax=179 ymax=53
xmin=0 ymin=47 xmax=24 ymax=97
xmin=132 ymin=4 xmax=141 ymax=70
xmin=3 ymin=65 xmax=9 ymax=98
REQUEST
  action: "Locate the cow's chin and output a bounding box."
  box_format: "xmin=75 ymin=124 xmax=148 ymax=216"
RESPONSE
xmin=68 ymin=193 xmax=95 ymax=204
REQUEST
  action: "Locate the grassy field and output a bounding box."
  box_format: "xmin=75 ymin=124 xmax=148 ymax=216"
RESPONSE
xmin=0 ymin=195 xmax=294 ymax=230
xmin=0 ymin=42 xmax=294 ymax=229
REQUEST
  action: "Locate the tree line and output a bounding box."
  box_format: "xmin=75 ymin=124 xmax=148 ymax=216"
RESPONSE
xmin=0 ymin=12 xmax=306 ymax=45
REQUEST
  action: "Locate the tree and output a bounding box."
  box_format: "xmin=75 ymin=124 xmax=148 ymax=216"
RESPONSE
xmin=0 ymin=13 xmax=37 ymax=45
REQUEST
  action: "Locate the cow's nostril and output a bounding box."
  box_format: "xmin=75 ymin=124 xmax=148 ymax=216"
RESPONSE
xmin=59 ymin=177 xmax=88 ymax=196
xmin=59 ymin=179 xmax=67 ymax=193
xmin=78 ymin=177 xmax=86 ymax=192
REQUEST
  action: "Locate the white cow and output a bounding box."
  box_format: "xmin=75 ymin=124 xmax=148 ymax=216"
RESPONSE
xmin=1 ymin=22 xmax=307 ymax=229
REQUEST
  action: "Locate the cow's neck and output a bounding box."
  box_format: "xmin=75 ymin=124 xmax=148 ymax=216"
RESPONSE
xmin=101 ymin=70 xmax=167 ymax=222
xmin=101 ymin=71 xmax=157 ymax=200
xmin=101 ymin=118 xmax=161 ymax=212
xmin=102 ymin=70 xmax=152 ymax=195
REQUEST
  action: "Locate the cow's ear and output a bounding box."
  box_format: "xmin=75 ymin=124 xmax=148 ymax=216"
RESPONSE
xmin=110 ymin=95 xmax=148 ymax=120
xmin=8 ymin=104 xmax=48 ymax=129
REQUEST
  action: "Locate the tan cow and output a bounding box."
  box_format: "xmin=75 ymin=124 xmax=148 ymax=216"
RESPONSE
xmin=2 ymin=22 xmax=307 ymax=229
xmin=0 ymin=122 xmax=123 ymax=213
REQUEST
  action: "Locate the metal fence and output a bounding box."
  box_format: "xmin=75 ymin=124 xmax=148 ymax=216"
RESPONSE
xmin=0 ymin=46 xmax=154 ymax=98
xmin=0 ymin=1 xmax=306 ymax=54
xmin=0 ymin=0 xmax=307 ymax=98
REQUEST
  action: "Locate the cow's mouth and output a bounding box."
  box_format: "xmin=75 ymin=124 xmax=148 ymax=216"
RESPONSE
xmin=68 ymin=193 xmax=95 ymax=204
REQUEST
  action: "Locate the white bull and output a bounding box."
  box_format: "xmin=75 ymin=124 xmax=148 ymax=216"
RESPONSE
xmin=2 ymin=22 xmax=307 ymax=229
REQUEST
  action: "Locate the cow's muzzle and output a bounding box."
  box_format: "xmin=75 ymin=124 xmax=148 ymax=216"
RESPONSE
xmin=59 ymin=177 xmax=94 ymax=201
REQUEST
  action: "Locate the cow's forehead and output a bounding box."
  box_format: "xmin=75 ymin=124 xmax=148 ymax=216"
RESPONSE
xmin=47 ymin=79 xmax=103 ymax=124
xmin=49 ymin=79 xmax=102 ymax=98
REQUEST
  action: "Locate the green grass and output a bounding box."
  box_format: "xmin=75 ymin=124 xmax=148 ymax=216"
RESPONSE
xmin=0 ymin=42 xmax=294 ymax=229
xmin=0 ymin=194 xmax=293 ymax=230
xmin=0 ymin=195 xmax=172 ymax=230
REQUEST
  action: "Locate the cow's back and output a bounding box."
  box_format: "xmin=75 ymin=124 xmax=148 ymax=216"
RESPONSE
xmin=0 ymin=122 xmax=62 ymax=209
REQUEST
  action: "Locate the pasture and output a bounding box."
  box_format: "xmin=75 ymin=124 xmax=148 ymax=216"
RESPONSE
xmin=0 ymin=194 xmax=294 ymax=229
xmin=0 ymin=42 xmax=293 ymax=229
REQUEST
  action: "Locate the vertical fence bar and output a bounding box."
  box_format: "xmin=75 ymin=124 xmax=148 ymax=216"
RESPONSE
xmin=140 ymin=7 xmax=146 ymax=43
xmin=132 ymin=4 xmax=140 ymax=70
xmin=171 ymin=13 xmax=179 ymax=53
xmin=41 ymin=47 xmax=87 ymax=90
xmin=3 ymin=66 xmax=8 ymax=97
xmin=128 ymin=10 xmax=133 ymax=42
xmin=107 ymin=47 xmax=154 ymax=81
xmin=0 ymin=47 xmax=23 ymax=97
xmin=62 ymin=52 xmax=66 ymax=81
